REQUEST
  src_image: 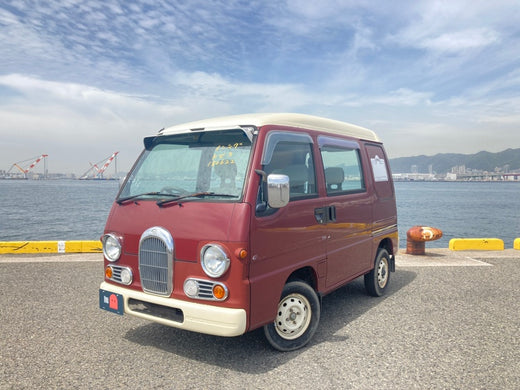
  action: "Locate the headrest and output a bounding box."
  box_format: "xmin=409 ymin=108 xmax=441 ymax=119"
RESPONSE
xmin=325 ymin=167 xmax=344 ymax=185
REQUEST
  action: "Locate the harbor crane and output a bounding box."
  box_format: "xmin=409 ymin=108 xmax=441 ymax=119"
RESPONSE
xmin=80 ymin=152 xmax=119 ymax=179
xmin=7 ymin=154 xmax=48 ymax=179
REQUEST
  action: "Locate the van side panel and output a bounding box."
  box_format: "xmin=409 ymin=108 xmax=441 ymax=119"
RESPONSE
xmin=365 ymin=144 xmax=397 ymax=241
xmin=323 ymin=193 xmax=374 ymax=288
xmin=245 ymin=128 xmax=397 ymax=331
xmin=246 ymin=126 xmax=326 ymax=330
xmin=364 ymin=143 xmax=398 ymax=252
xmin=249 ymin=198 xmax=327 ymax=330
xmin=314 ymin=136 xmax=378 ymax=289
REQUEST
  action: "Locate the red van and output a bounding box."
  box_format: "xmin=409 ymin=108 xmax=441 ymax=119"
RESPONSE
xmin=99 ymin=113 xmax=398 ymax=351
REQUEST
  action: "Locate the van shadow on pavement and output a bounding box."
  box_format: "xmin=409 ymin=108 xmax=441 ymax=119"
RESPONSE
xmin=124 ymin=269 xmax=416 ymax=373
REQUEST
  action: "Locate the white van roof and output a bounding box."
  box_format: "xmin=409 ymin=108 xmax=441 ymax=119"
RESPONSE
xmin=159 ymin=113 xmax=380 ymax=142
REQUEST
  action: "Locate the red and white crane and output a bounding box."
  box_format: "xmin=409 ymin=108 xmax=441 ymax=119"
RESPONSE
xmin=98 ymin=152 xmax=119 ymax=176
xmin=7 ymin=154 xmax=48 ymax=179
xmin=80 ymin=152 xmax=119 ymax=179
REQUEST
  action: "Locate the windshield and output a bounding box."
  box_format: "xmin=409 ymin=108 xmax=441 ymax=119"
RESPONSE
xmin=119 ymin=129 xmax=252 ymax=202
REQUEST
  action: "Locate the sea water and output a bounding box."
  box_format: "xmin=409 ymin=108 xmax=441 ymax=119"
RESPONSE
xmin=1 ymin=180 xmax=519 ymax=248
xmin=0 ymin=179 xmax=119 ymax=241
xmin=396 ymin=181 xmax=520 ymax=248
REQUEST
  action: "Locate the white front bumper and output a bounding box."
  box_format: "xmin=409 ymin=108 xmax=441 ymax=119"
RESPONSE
xmin=100 ymin=282 xmax=247 ymax=337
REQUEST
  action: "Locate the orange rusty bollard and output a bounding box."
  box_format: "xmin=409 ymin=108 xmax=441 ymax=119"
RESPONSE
xmin=406 ymin=226 xmax=443 ymax=255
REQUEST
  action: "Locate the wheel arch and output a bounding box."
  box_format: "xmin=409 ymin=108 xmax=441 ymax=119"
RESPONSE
xmin=377 ymin=237 xmax=395 ymax=272
xmin=286 ymin=266 xmax=318 ymax=290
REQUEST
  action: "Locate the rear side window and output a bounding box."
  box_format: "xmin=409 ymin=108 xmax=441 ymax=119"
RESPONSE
xmin=262 ymin=131 xmax=317 ymax=199
xmin=318 ymin=136 xmax=365 ymax=195
xmin=365 ymin=144 xmax=393 ymax=199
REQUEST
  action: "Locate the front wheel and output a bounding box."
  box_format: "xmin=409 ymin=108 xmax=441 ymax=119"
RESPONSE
xmin=364 ymin=248 xmax=391 ymax=297
xmin=263 ymin=280 xmax=320 ymax=352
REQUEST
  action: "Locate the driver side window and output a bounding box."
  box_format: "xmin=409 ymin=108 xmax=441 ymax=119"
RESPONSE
xmin=262 ymin=132 xmax=317 ymax=200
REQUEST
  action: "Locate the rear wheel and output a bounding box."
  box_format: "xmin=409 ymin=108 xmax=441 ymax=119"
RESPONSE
xmin=263 ymin=280 xmax=320 ymax=352
xmin=364 ymin=248 xmax=391 ymax=297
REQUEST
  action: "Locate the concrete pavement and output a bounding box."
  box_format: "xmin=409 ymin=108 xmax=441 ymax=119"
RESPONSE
xmin=1 ymin=249 xmax=519 ymax=389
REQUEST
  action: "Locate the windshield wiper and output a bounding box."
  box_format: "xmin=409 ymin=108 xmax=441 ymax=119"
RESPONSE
xmin=116 ymin=192 xmax=180 ymax=205
xmin=157 ymin=192 xmax=238 ymax=207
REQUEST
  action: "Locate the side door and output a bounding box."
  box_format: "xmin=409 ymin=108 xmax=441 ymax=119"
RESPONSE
xmin=317 ymin=136 xmax=374 ymax=288
xmin=249 ymin=131 xmax=326 ymax=330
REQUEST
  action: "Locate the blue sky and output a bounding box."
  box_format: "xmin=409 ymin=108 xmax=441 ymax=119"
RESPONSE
xmin=1 ymin=0 xmax=519 ymax=175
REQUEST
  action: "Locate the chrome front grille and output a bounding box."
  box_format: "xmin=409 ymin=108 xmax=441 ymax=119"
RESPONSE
xmin=139 ymin=227 xmax=174 ymax=296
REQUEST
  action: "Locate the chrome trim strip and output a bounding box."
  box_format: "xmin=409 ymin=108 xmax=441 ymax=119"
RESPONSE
xmin=372 ymin=224 xmax=398 ymax=236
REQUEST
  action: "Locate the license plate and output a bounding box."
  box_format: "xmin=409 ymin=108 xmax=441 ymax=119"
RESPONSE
xmin=99 ymin=289 xmax=124 ymax=315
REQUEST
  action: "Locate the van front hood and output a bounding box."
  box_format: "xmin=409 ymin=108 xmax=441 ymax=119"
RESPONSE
xmin=104 ymin=200 xmax=250 ymax=261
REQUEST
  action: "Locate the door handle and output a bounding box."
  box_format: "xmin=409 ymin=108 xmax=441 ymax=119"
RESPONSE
xmin=314 ymin=207 xmax=327 ymax=224
xmin=315 ymin=206 xmax=336 ymax=224
xmin=328 ymin=205 xmax=336 ymax=222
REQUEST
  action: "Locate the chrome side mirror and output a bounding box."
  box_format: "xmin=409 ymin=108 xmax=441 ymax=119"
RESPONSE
xmin=267 ymin=174 xmax=290 ymax=208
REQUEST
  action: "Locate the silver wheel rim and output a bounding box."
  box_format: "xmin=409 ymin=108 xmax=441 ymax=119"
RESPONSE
xmin=377 ymin=257 xmax=389 ymax=289
xmin=274 ymin=293 xmax=312 ymax=340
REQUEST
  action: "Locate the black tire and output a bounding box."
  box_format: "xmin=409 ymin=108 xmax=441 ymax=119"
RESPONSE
xmin=364 ymin=248 xmax=391 ymax=297
xmin=263 ymin=280 xmax=321 ymax=352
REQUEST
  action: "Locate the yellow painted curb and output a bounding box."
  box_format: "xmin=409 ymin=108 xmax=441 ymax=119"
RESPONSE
xmin=449 ymin=238 xmax=504 ymax=251
xmin=514 ymin=238 xmax=520 ymax=250
xmin=0 ymin=240 xmax=102 ymax=254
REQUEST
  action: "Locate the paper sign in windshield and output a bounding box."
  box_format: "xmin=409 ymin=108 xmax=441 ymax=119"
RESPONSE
xmin=208 ymin=143 xmax=244 ymax=167
xmin=371 ymin=155 xmax=388 ymax=182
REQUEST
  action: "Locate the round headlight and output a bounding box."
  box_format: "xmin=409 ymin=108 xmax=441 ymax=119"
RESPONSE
xmin=201 ymin=244 xmax=230 ymax=278
xmin=102 ymin=233 xmax=122 ymax=262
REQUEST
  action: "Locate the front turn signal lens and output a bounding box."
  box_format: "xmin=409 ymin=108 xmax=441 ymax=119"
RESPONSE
xmin=213 ymin=284 xmax=227 ymax=300
xmin=236 ymin=248 xmax=248 ymax=260
xmin=105 ymin=266 xmax=113 ymax=279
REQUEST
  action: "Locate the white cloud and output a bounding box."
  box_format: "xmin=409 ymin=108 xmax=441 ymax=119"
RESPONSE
xmin=0 ymin=74 xmax=189 ymax=174
xmin=399 ymin=27 xmax=499 ymax=53
xmin=389 ymin=0 xmax=514 ymax=55
xmin=371 ymin=88 xmax=433 ymax=107
xmin=0 ymin=72 xmax=328 ymax=173
xmin=3 ymin=69 xmax=519 ymax=172
xmin=1 ymin=0 xmax=519 ymax=174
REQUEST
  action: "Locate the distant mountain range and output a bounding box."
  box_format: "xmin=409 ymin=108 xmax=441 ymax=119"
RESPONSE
xmin=389 ymin=148 xmax=520 ymax=174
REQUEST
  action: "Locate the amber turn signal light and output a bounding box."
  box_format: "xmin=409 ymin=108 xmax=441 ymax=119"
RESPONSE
xmin=235 ymin=248 xmax=248 ymax=260
xmin=105 ymin=267 xmax=113 ymax=279
xmin=213 ymin=284 xmax=226 ymax=300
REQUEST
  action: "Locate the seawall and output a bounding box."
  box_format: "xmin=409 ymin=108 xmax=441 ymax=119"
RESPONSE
xmin=0 ymin=240 xmax=102 ymax=254
xmin=0 ymin=237 xmax=519 ymax=254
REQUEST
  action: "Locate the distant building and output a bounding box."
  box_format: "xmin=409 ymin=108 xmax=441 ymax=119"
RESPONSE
xmin=446 ymin=172 xmax=457 ymax=181
xmin=451 ymin=165 xmax=466 ymax=174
